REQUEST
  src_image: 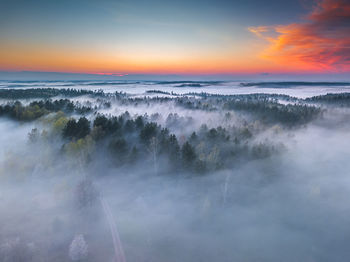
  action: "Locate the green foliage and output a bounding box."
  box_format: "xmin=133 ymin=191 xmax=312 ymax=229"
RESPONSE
xmin=0 ymin=102 xmax=49 ymax=121
xmin=0 ymin=99 xmax=93 ymax=121
xmin=0 ymin=88 xmax=98 ymax=99
xmin=223 ymin=98 xmax=321 ymax=126
xmin=55 ymin=112 xmax=287 ymax=174
xmin=140 ymin=122 xmax=159 ymax=144
xmin=64 ymin=135 xmax=95 ymax=161
xmin=62 ymin=117 xmax=91 ymax=140
xmin=0 ymin=90 xmax=312 ymax=175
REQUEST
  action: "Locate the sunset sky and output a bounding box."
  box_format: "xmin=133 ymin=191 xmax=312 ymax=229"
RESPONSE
xmin=1 ymin=0 xmax=349 ymax=76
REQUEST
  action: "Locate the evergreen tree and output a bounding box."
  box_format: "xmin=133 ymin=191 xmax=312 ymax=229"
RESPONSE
xmin=62 ymin=119 xmax=77 ymax=139
xmin=181 ymin=142 xmax=196 ymax=169
xmin=76 ymin=117 xmax=90 ymax=139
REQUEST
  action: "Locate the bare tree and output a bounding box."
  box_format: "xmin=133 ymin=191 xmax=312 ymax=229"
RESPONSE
xmin=69 ymin=234 xmax=88 ymax=261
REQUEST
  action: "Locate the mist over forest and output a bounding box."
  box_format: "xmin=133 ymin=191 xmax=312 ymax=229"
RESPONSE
xmin=1 ymin=81 xmax=350 ymax=262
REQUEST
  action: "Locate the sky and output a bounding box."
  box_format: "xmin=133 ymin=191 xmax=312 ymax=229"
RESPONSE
xmin=0 ymin=0 xmax=350 ymax=76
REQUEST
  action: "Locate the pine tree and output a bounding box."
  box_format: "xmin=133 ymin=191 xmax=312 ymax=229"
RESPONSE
xmin=181 ymin=142 xmax=196 ymax=169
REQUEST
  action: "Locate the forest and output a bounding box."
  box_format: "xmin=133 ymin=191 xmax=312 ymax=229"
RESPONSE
xmin=1 ymin=87 xmax=350 ymax=261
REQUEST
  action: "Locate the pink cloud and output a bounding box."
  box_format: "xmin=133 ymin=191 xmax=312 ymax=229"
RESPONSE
xmin=250 ymin=0 xmax=350 ymax=71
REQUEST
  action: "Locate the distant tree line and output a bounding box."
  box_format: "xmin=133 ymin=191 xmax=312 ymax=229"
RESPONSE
xmin=223 ymin=98 xmax=322 ymax=126
xmin=0 ymin=88 xmax=330 ymax=127
xmin=0 ymin=99 xmax=92 ymax=121
xmin=0 ymin=88 xmax=102 ymax=99
xmin=305 ymin=93 xmax=350 ymax=107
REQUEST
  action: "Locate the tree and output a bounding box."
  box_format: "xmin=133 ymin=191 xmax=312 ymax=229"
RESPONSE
xmin=93 ymin=115 xmax=111 ymax=136
xmin=109 ymin=138 xmax=128 ymax=164
xmin=135 ymin=116 xmax=144 ymax=129
xmin=63 ymin=119 xmax=77 ymax=139
xmin=124 ymin=119 xmax=135 ymax=133
xmin=168 ymin=134 xmax=180 ymax=169
xmin=140 ymin=122 xmax=158 ymax=144
xmin=76 ymin=117 xmax=90 ymax=139
xmin=69 ymin=234 xmax=88 ymax=261
xmin=75 ymin=179 xmax=98 ymax=209
xmin=63 ymin=117 xmax=90 ymax=140
xmin=189 ymin=132 xmax=198 ymax=144
xmin=181 ymin=142 xmax=196 ymax=169
xmin=28 ymin=128 xmax=39 ymax=143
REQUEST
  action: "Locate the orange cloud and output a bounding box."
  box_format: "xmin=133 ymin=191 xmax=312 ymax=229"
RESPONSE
xmin=94 ymin=73 xmax=129 ymax=77
xmin=248 ymin=26 xmax=270 ymax=38
xmin=250 ymin=0 xmax=350 ymax=72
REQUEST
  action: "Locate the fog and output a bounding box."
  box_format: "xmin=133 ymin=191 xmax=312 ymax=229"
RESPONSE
xmin=1 ymin=83 xmax=350 ymax=262
xmin=2 ymin=80 xmax=350 ymax=98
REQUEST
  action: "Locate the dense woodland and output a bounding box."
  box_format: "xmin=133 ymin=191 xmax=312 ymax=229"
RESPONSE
xmin=0 ymin=88 xmax=347 ymax=175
